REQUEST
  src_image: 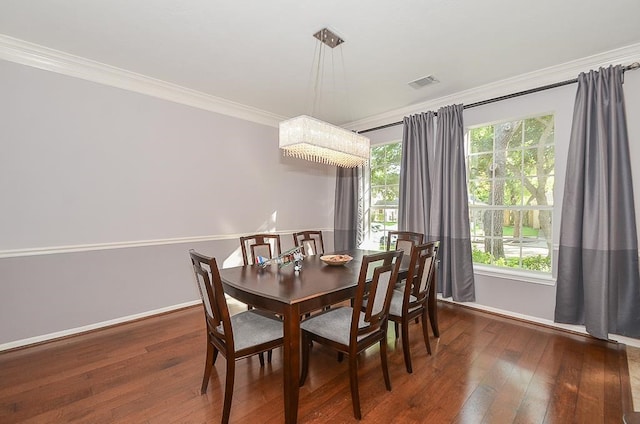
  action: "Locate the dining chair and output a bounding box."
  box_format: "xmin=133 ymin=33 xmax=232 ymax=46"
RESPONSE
xmin=240 ymin=234 xmax=282 ymax=266
xmin=294 ymin=230 xmax=330 ymax=316
xmin=189 ymin=250 xmax=284 ymax=424
xmin=386 ymin=230 xmax=424 ymax=254
xmin=388 ymin=242 xmax=438 ymax=373
xmin=299 ymin=249 xmax=404 ymax=419
xmin=292 ymin=230 xmax=325 ymax=256
xmin=386 ymin=230 xmax=424 ymax=293
xmin=239 ymin=234 xmax=282 ymax=361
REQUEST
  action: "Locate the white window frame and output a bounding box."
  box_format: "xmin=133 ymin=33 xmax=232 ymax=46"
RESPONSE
xmin=466 ymin=113 xmax=555 ymax=276
xmin=361 ymin=140 xmax=402 ymax=251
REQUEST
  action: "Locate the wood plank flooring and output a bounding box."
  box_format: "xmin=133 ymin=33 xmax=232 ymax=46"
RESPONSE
xmin=0 ymin=302 xmax=631 ymax=423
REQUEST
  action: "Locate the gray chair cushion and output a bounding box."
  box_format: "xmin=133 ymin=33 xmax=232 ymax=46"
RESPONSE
xmin=217 ymin=310 xmax=283 ymax=352
xmin=300 ymin=306 xmax=368 ymax=345
xmin=388 ymin=291 xmax=419 ymax=316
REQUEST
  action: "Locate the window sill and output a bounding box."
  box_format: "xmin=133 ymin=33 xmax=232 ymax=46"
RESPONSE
xmin=472 ymin=264 xmax=556 ymax=286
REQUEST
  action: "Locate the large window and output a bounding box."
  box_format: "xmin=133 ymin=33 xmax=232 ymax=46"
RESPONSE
xmin=467 ymin=114 xmax=554 ymax=273
xmin=363 ymin=142 xmax=402 ymax=250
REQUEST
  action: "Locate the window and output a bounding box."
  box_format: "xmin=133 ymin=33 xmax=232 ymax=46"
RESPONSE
xmin=362 ymin=142 xmax=402 ymax=250
xmin=467 ymin=114 xmax=554 ymax=273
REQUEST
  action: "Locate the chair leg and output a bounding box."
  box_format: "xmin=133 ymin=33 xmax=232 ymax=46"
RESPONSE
xmin=267 ymin=349 xmax=273 ymax=363
xmin=222 ymin=358 xmax=235 ymax=424
xmin=401 ymin=319 xmax=413 ymax=374
xmin=379 ymin=339 xmax=392 ymax=391
xmin=258 ymin=352 xmax=265 ymax=367
xmin=201 ymin=342 xmax=215 ymax=394
xmin=421 ymin=310 xmax=432 ymax=355
xmin=429 ymin=301 xmax=439 ymax=338
xmin=337 ymin=352 xmax=344 ymax=362
xmin=348 ymin=354 xmax=362 ymax=420
xmin=299 ymin=333 xmax=310 ymax=386
xmin=394 ymin=322 xmax=399 ymax=339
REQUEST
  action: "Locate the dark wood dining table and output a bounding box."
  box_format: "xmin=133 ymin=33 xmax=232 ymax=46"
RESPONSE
xmin=218 ymin=248 xmax=439 ymax=424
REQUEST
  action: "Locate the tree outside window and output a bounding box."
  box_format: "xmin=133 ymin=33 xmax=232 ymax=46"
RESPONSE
xmin=467 ymin=114 xmax=554 ymax=273
xmin=363 ymin=142 xmax=402 ymax=250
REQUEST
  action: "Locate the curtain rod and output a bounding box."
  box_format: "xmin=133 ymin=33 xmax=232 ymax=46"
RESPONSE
xmin=358 ymin=61 xmax=640 ymax=134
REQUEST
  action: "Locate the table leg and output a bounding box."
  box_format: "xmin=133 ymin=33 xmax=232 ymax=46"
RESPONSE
xmin=282 ymin=306 xmax=301 ymax=424
xmin=428 ymin=267 xmax=439 ymax=338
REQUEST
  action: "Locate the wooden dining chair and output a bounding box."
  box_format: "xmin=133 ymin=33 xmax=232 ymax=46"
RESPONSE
xmin=240 ymin=234 xmax=282 ymax=266
xmin=294 ymin=230 xmax=331 ymax=316
xmin=189 ymin=250 xmax=284 ymax=424
xmin=386 ymin=230 xmax=424 ymax=254
xmin=386 ymin=230 xmax=424 ymax=293
xmin=299 ymin=250 xmax=404 ymax=419
xmin=292 ymin=230 xmax=325 ymax=256
xmin=388 ymin=242 xmax=438 ymax=373
xmin=239 ymin=234 xmax=282 ymax=361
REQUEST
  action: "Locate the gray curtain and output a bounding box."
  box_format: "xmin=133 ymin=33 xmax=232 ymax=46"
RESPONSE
xmin=399 ymin=105 xmax=475 ymax=301
xmin=334 ymin=166 xmax=364 ymax=251
xmin=398 ymin=112 xmax=434 ymax=235
xmin=555 ymin=65 xmax=640 ymax=339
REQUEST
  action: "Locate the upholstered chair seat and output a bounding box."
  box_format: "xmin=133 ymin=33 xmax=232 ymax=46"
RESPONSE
xmin=299 ymin=250 xmax=404 ymax=420
xmin=219 ymin=309 xmax=283 ymax=351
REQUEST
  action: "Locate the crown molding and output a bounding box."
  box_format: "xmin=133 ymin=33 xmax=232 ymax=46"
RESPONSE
xmin=346 ymin=42 xmax=640 ymax=132
xmin=3 ymin=34 xmax=638 ymax=134
xmin=0 ymin=34 xmax=285 ymax=128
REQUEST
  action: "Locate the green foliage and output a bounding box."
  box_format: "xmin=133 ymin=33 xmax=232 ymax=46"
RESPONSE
xmin=370 ymin=143 xmax=402 ymax=203
xmin=472 ymin=247 xmax=492 ymax=263
xmin=467 ymin=115 xmax=555 ymax=208
xmin=472 ymin=246 xmax=551 ymax=272
xmin=520 ymin=255 xmax=552 ymax=272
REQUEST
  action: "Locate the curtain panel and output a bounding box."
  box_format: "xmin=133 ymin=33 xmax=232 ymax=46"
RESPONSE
xmin=555 ymin=65 xmax=640 ymax=339
xmin=334 ymin=166 xmax=365 ymax=251
xmin=398 ymin=112 xmax=434 ymax=235
xmin=399 ymin=105 xmax=475 ymax=302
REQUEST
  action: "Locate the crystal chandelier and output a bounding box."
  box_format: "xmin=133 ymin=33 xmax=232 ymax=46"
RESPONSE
xmin=279 ymin=28 xmax=370 ymax=168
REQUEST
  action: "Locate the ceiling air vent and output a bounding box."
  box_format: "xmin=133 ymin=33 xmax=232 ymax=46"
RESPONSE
xmin=408 ymin=75 xmax=439 ymax=89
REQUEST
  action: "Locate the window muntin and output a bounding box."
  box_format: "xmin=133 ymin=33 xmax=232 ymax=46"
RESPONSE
xmin=363 ymin=142 xmax=402 ymax=250
xmin=467 ymin=114 xmax=554 ymax=273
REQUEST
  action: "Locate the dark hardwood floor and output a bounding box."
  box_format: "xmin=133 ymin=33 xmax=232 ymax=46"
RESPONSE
xmin=0 ymin=301 xmax=631 ymax=423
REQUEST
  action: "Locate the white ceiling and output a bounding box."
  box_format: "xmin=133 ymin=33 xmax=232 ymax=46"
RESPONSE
xmin=1 ymin=0 xmax=640 ymax=128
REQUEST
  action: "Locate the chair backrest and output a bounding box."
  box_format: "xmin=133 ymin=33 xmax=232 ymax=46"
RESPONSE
xmin=403 ymin=242 xmax=438 ymax=310
xmin=240 ymin=234 xmax=282 ymax=265
xmin=386 ymin=231 xmax=424 ymax=254
xmin=189 ymin=250 xmax=234 ymax=351
xmin=351 ymin=250 xmax=404 ymax=340
xmin=292 ymin=230 xmax=325 ymax=256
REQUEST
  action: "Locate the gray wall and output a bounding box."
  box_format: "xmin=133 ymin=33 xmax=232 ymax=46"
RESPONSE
xmin=0 ymin=59 xmax=336 ymax=347
xmin=3 ymin=56 xmax=640 ymax=348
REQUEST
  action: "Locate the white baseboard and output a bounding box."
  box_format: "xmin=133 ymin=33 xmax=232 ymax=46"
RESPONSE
xmin=0 ymin=300 xmax=201 ymax=352
xmin=5 ymin=296 xmax=638 ymax=352
xmin=439 ymin=296 xmax=640 ymax=348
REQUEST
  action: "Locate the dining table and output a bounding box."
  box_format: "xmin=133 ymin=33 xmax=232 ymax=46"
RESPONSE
xmin=218 ymin=248 xmax=439 ymax=424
